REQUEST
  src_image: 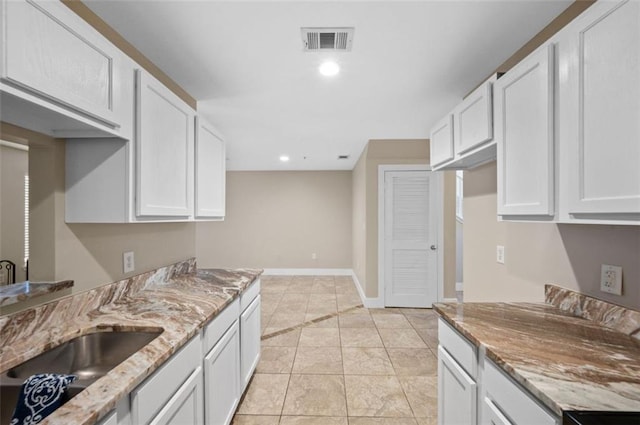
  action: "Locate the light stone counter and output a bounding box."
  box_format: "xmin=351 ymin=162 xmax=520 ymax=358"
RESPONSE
xmin=0 ymin=259 xmax=262 ymax=425
xmin=434 ymin=286 xmax=640 ymax=416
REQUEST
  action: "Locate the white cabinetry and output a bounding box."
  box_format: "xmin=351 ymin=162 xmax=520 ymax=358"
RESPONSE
xmin=203 ymin=299 xmax=241 ymax=425
xmin=195 ymin=118 xmax=226 ymax=219
xmin=0 ymin=0 xmax=127 ymax=138
xmin=131 ymin=335 xmax=203 ymax=425
xmin=559 ymin=0 xmax=640 ymax=222
xmin=430 ymin=78 xmax=497 ymax=171
xmin=437 ymin=318 xmax=559 ymax=425
xmin=430 ymin=115 xmax=455 ymax=168
xmin=438 ymin=346 xmax=477 ymax=425
xmin=454 ymin=80 xmax=494 ymax=156
xmin=65 ymin=67 xmax=200 ymax=223
xmin=240 ymin=281 xmax=261 ymax=391
xmin=438 ymin=319 xmax=477 ymax=425
xmin=150 ymin=368 xmax=204 ymax=425
xmin=136 ymin=70 xmax=195 ymax=218
xmin=495 ymin=44 xmax=555 ymax=218
xmin=481 ymin=360 xmax=557 ymax=425
xmin=497 ymin=0 xmax=640 ymax=225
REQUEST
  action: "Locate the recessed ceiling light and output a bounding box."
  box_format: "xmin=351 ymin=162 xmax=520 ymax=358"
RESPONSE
xmin=319 ymin=61 xmax=340 ymax=77
xmin=280 ymin=155 xmax=290 ymax=162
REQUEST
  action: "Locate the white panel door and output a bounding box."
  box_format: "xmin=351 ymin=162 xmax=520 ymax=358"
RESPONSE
xmin=438 ymin=346 xmax=477 ymax=425
xmin=136 ymin=70 xmax=194 ymax=218
xmin=2 ymin=0 xmax=120 ymax=127
xmin=383 ymin=170 xmax=438 ymax=308
xmin=240 ymin=295 xmax=261 ymax=391
xmin=195 ymin=118 xmax=226 ymax=218
xmin=496 ymin=44 xmax=555 ymax=216
xmin=204 ymin=321 xmax=241 ymax=425
xmin=430 ymin=115 xmax=455 ymax=168
xmin=563 ymin=0 xmax=640 ymax=215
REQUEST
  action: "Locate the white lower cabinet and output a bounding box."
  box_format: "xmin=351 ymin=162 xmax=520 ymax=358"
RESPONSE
xmin=240 ymin=294 xmax=261 ymax=391
xmin=204 ymin=320 xmax=241 ymax=425
xmin=438 ymin=346 xmax=477 ymax=425
xmin=130 ymin=335 xmax=202 ymax=425
xmin=94 ymin=281 xmax=261 ymax=425
xmin=149 ymin=367 xmax=204 ymax=425
xmin=481 ymin=360 xmax=557 ymax=425
xmin=437 ymin=319 xmax=559 ymax=425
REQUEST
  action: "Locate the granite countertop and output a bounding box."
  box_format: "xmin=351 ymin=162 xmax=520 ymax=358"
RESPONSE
xmin=0 ymin=280 xmax=74 ymax=307
xmin=434 ymin=301 xmax=640 ymax=416
xmin=0 ymin=261 xmax=262 ymax=425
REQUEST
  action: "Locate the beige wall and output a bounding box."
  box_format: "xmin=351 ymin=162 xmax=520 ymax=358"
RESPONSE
xmin=196 ymin=171 xmax=352 ymax=269
xmin=463 ymin=161 xmax=640 ymax=309
xmin=0 ymin=123 xmax=196 ymax=315
xmin=0 ymin=144 xmax=28 ymax=283
xmin=352 ymin=139 xmax=457 ymax=300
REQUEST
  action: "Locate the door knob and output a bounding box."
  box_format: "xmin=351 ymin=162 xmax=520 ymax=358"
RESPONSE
xmin=430 ymin=245 xmax=437 ymax=250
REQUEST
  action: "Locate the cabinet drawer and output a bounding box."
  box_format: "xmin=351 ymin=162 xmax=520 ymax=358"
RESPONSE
xmin=203 ymin=298 xmax=240 ymax=354
xmin=483 ymin=359 xmax=558 ymax=425
xmin=240 ymin=279 xmax=261 ymax=312
xmin=438 ymin=318 xmax=477 ymax=379
xmin=131 ymin=335 xmax=202 ymax=425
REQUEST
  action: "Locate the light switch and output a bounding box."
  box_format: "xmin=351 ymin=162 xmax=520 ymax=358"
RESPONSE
xmin=496 ymin=245 xmax=505 ymax=264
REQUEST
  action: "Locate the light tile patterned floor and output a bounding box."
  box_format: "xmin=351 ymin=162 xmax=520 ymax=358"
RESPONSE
xmin=233 ymin=275 xmax=439 ymax=425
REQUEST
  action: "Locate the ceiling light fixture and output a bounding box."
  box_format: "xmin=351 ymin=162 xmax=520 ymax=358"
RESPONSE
xmin=280 ymin=155 xmax=290 ymax=162
xmin=319 ymin=61 xmax=340 ymax=77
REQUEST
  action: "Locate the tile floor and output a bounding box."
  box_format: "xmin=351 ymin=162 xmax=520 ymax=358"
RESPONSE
xmin=232 ymin=275 xmax=439 ymax=425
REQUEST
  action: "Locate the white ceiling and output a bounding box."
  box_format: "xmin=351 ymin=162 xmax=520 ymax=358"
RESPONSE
xmin=85 ymin=0 xmax=572 ymax=171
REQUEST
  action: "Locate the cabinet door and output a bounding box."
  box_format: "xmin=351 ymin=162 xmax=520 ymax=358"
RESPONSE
xmin=136 ymin=70 xmax=195 ymax=218
xmin=150 ymin=367 xmax=204 ymax=425
xmin=455 ymin=81 xmax=493 ymax=155
xmin=195 ymin=118 xmax=226 ymax=219
xmin=562 ymin=0 xmax=640 ymax=216
xmin=430 ymin=114 xmax=455 ymax=168
xmin=240 ymin=295 xmax=261 ymax=391
xmin=496 ymin=44 xmax=555 ymax=216
xmin=204 ymin=321 xmax=241 ymax=425
xmin=1 ymin=0 xmax=120 ymax=128
xmin=483 ymin=398 xmax=513 ymax=425
xmin=437 ymin=346 xmax=477 ymax=425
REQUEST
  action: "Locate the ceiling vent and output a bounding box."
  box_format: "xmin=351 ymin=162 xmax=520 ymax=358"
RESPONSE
xmin=301 ymin=27 xmax=354 ymax=51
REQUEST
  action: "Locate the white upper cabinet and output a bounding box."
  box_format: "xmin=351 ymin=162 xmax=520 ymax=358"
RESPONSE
xmin=454 ymin=80 xmax=493 ymax=155
xmin=195 ymin=118 xmax=226 ymax=219
xmin=559 ymin=0 xmax=640 ymax=221
xmin=430 ymin=77 xmax=497 ymax=171
xmin=136 ymin=70 xmax=195 ymax=218
xmin=429 ymin=114 xmax=455 ymax=168
xmin=496 ymin=44 xmax=555 ymax=217
xmin=0 ymin=0 xmax=127 ymax=138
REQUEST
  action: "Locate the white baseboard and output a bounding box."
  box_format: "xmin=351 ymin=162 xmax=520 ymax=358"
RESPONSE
xmin=262 ymin=268 xmax=353 ymax=276
xmin=442 ymin=297 xmax=458 ymax=303
xmin=351 ymin=272 xmax=385 ymax=308
xmin=456 ymin=281 xmax=464 ymax=292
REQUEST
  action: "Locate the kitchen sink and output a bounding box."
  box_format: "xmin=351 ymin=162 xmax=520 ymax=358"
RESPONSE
xmin=0 ymin=330 xmax=162 ymax=425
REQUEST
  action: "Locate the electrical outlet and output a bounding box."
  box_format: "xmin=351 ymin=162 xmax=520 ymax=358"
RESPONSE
xmin=496 ymin=245 xmax=505 ymax=264
xmin=600 ymin=264 xmax=622 ymax=295
xmin=123 ymin=251 xmax=135 ymax=274
xmin=311 ymin=253 xmax=317 ymax=260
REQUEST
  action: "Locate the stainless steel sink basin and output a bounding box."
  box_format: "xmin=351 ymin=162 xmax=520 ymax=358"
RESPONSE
xmin=0 ymin=330 xmax=162 ymax=425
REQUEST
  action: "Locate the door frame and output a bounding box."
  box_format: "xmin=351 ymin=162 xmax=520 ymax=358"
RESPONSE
xmin=377 ymin=164 xmax=444 ymax=307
